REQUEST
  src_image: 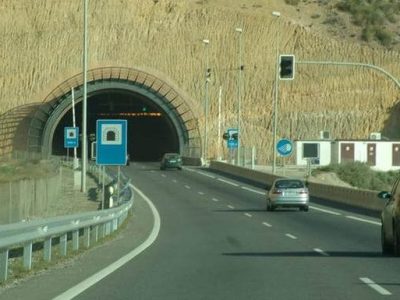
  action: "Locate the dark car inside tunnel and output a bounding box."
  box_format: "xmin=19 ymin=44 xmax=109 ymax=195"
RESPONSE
xmin=52 ymin=89 xmax=180 ymax=161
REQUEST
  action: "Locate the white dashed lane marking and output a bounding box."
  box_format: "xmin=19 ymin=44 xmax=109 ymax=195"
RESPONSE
xmin=198 ymin=192 xmax=205 ymax=195
xmin=262 ymin=222 xmax=272 ymax=227
xmin=184 ymin=185 xmax=191 ymax=189
xmin=212 ymin=198 xmax=219 ymax=202
xmin=314 ymin=248 xmax=329 ymax=256
xmin=227 ymin=205 xmax=235 ymax=209
xmin=285 ymin=234 xmax=297 ymax=240
xmin=360 ymin=277 xmax=392 ymax=296
xmin=244 ymin=213 xmax=252 ymax=218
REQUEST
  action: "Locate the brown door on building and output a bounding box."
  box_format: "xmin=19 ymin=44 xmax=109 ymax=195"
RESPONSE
xmin=367 ymin=143 xmax=376 ymax=166
xmin=393 ymin=144 xmax=400 ymax=166
xmin=340 ymin=143 xmax=354 ymax=163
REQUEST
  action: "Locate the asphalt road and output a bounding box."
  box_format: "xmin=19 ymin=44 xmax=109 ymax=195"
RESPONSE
xmin=1 ymin=162 xmax=400 ymax=299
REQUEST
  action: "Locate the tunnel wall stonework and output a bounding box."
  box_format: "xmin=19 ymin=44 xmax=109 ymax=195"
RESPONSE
xmin=1 ymin=1 xmax=400 ymax=163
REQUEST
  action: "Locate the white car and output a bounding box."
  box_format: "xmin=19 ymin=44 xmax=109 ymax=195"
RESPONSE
xmin=267 ymin=178 xmax=309 ymax=212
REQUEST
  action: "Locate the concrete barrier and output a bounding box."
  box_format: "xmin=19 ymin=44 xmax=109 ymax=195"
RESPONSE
xmin=209 ymin=161 xmax=384 ymax=212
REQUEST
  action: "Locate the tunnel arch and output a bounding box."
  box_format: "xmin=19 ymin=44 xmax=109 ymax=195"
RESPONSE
xmin=33 ymin=67 xmax=202 ymax=161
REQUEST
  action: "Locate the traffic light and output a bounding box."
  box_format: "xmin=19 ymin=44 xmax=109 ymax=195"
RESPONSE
xmin=279 ymin=54 xmax=295 ymax=80
xmin=206 ymin=68 xmax=211 ymax=78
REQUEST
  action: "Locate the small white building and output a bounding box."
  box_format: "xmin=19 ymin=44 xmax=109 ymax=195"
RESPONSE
xmin=294 ymin=139 xmax=400 ymax=171
xmin=331 ymin=140 xmax=400 ymax=171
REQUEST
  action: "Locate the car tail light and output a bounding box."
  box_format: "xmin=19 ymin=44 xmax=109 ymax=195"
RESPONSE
xmin=272 ymin=189 xmax=283 ymax=194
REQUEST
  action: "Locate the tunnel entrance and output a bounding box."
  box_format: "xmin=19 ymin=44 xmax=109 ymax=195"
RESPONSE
xmin=53 ymin=89 xmax=179 ymax=161
xmin=36 ymin=67 xmax=201 ymax=162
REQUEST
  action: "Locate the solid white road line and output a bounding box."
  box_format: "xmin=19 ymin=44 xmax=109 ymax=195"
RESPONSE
xmin=244 ymin=213 xmax=252 ymax=218
xmin=184 ymin=185 xmax=191 ymax=189
xmin=360 ymin=277 xmax=392 ymax=296
xmin=227 ymin=205 xmax=235 ymax=209
xmin=309 ymin=206 xmax=342 ymax=216
xmin=53 ymin=184 xmax=161 ymax=300
xmin=313 ymin=248 xmax=329 ymax=256
xmin=241 ymin=186 xmax=265 ymax=195
xmin=217 ymin=178 xmax=239 ymax=187
xmin=285 ymin=234 xmax=297 ymax=240
xmin=196 ymin=171 xmax=216 ymax=179
xmin=212 ymin=198 xmax=219 ymax=202
xmin=346 ymin=216 xmax=381 ymax=226
xmin=262 ymin=222 xmax=272 ymax=227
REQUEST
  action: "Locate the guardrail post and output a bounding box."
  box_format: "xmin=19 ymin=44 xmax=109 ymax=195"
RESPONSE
xmin=99 ymin=224 xmax=105 ymax=239
xmin=0 ymin=249 xmax=8 ymax=282
xmin=83 ymin=227 xmax=90 ymax=248
xmin=43 ymin=238 xmax=52 ymax=262
xmin=105 ymin=222 xmax=111 ymax=236
xmin=60 ymin=234 xmax=67 ymax=256
xmin=23 ymin=243 xmax=32 ymax=270
xmin=112 ymin=218 xmax=118 ymax=232
xmin=72 ymin=230 xmax=79 ymax=251
xmin=93 ymin=225 xmax=99 ymax=243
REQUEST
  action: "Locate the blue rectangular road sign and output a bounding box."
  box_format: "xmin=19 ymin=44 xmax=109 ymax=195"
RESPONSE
xmin=96 ymin=119 xmax=127 ymax=165
xmin=227 ymin=128 xmax=238 ymax=149
xmin=64 ymin=127 xmax=79 ymax=148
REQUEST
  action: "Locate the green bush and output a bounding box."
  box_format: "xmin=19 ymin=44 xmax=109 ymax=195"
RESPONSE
xmin=335 ymin=0 xmax=400 ymax=47
xmin=313 ymin=161 xmax=400 ymax=191
xmin=375 ymin=28 xmax=393 ymax=46
xmin=285 ymin=0 xmax=300 ymax=6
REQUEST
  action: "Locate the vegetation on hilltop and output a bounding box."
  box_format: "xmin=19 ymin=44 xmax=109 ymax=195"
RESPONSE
xmin=284 ymin=0 xmax=400 ymax=48
xmin=312 ymin=161 xmax=400 ymax=191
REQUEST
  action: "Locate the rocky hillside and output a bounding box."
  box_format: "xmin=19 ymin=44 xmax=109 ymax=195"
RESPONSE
xmin=1 ymin=0 xmax=400 ymax=163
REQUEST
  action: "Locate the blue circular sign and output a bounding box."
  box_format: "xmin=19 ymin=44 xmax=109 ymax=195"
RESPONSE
xmin=276 ymin=139 xmax=293 ymax=157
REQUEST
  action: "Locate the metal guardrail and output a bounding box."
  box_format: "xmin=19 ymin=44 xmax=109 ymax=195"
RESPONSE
xmin=0 ymin=162 xmax=134 ymax=282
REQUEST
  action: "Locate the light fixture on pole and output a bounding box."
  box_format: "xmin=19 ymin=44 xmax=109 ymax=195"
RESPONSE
xmin=271 ymin=11 xmax=280 ymax=174
xmin=235 ymin=27 xmax=243 ymax=166
xmin=81 ymin=0 xmax=89 ymax=192
xmin=202 ymin=39 xmax=210 ymax=165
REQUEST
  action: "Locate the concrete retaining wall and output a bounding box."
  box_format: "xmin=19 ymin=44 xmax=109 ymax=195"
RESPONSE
xmin=209 ymin=161 xmax=384 ymax=212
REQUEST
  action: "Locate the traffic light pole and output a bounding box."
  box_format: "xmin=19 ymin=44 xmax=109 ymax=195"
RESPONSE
xmin=297 ymin=60 xmax=400 ymax=90
xmin=272 ymin=22 xmax=280 ymax=175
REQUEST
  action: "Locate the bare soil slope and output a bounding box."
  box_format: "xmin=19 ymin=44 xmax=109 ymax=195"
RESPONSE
xmin=1 ymin=0 xmax=399 ymax=163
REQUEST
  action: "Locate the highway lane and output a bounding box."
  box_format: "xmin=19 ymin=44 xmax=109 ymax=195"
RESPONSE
xmin=72 ymin=162 xmax=400 ymax=299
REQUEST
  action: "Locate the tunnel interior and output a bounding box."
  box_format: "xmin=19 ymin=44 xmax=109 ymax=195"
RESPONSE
xmin=52 ymin=89 xmax=180 ymax=161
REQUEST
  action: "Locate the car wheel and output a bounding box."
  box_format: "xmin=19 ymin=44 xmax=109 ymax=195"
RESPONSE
xmin=381 ymin=223 xmax=393 ymax=255
xmin=393 ymin=220 xmax=400 ymax=256
xmin=300 ymin=206 xmax=309 ymax=212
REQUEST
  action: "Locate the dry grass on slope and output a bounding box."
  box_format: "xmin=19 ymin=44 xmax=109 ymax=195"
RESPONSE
xmin=0 ymin=0 xmax=399 ymax=163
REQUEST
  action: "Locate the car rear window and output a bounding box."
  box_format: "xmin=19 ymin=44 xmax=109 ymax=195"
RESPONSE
xmin=165 ymin=154 xmax=180 ymax=159
xmin=275 ymin=180 xmax=304 ymax=189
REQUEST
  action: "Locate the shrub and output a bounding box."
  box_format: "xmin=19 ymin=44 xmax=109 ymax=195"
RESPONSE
xmin=375 ymin=28 xmax=393 ymax=46
xmin=285 ymin=0 xmax=300 ymax=6
xmin=313 ymin=161 xmax=400 ymax=191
